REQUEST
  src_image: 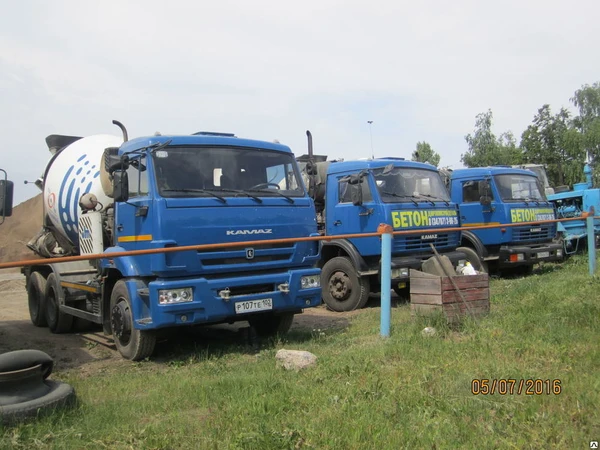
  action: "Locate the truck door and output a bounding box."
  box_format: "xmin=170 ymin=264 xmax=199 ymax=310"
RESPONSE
xmin=114 ymin=156 xmax=153 ymax=250
xmin=328 ymin=173 xmax=380 ymax=256
xmin=458 ymin=178 xmax=504 ymax=244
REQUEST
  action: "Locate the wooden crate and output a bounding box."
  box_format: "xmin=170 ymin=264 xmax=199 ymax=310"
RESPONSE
xmin=409 ymin=269 xmax=490 ymax=323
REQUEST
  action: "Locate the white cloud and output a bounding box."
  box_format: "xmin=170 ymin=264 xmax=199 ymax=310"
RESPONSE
xmin=0 ymin=0 xmax=599 ymax=204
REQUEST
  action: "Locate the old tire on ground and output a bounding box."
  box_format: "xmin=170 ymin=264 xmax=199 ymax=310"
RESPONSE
xmin=110 ymin=280 xmax=156 ymax=361
xmin=457 ymin=247 xmax=487 ymax=274
xmin=0 ymin=350 xmax=75 ymax=426
xmin=321 ymin=256 xmax=370 ymax=312
xmin=27 ymin=272 xmax=48 ymax=327
xmin=45 ymin=274 xmax=73 ymax=334
xmin=0 ymin=350 xmax=53 ymax=380
xmin=248 ymin=312 xmax=295 ymax=337
xmin=0 ymin=380 xmax=76 ymax=426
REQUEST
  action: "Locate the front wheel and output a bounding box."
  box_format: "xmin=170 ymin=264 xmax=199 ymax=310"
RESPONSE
xmin=457 ymin=247 xmax=487 ymax=274
xmin=321 ymin=256 xmax=370 ymax=312
xmin=248 ymin=312 xmax=295 ymax=337
xmin=110 ymin=280 xmax=156 ymax=361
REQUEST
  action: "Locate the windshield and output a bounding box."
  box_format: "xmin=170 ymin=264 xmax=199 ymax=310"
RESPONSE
xmin=372 ymin=166 xmax=450 ymax=203
xmin=494 ymin=174 xmax=546 ymax=202
xmin=152 ymin=146 xmax=304 ymax=198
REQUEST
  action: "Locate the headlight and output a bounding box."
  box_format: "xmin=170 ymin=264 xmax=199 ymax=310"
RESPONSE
xmin=391 ymin=268 xmax=409 ymax=279
xmin=159 ymin=287 xmax=193 ymax=304
xmin=300 ymin=275 xmax=320 ymax=289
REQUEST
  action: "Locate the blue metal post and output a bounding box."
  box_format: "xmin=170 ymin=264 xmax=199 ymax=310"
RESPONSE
xmin=587 ymin=207 xmax=596 ymax=276
xmin=379 ymin=224 xmax=393 ymax=337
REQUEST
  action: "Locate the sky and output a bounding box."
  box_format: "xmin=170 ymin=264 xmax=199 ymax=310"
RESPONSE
xmin=1 ymin=0 xmax=599 ymax=206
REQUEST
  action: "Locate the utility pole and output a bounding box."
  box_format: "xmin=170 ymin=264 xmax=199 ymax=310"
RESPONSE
xmin=367 ymin=120 xmax=374 ymax=159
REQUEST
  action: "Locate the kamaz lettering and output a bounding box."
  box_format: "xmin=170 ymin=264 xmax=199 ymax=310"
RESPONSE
xmin=391 ymin=210 xmax=458 ymax=229
xmin=510 ymin=208 xmax=555 ymax=223
xmin=226 ymin=229 xmax=273 ymax=236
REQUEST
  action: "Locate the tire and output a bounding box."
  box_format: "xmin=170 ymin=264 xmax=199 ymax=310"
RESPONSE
xmin=27 ymin=272 xmax=48 ymax=327
xmin=0 ymin=350 xmax=53 ymax=380
xmin=248 ymin=312 xmax=295 ymax=337
xmin=457 ymin=247 xmax=487 ymax=274
xmin=45 ymin=274 xmax=73 ymax=334
xmin=110 ymin=280 xmax=156 ymax=361
xmin=0 ymin=380 xmax=76 ymax=426
xmin=321 ymin=256 xmax=370 ymax=312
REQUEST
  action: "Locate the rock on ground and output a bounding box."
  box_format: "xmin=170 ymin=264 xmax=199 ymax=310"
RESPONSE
xmin=275 ymin=349 xmax=317 ymax=371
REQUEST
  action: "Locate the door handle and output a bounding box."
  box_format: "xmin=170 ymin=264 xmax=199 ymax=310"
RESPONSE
xmin=333 ymin=220 xmax=342 ymax=226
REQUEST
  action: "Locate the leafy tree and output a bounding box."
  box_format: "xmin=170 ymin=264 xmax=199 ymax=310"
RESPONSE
xmin=411 ymin=141 xmax=440 ymax=166
xmin=461 ymin=110 xmax=523 ymax=167
xmin=571 ymin=82 xmax=600 ymax=184
xmin=520 ymin=105 xmax=584 ymax=187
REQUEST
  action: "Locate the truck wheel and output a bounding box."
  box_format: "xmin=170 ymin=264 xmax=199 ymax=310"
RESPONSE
xmin=321 ymin=256 xmax=370 ymax=312
xmin=110 ymin=280 xmax=156 ymax=361
xmin=45 ymin=274 xmax=73 ymax=334
xmin=457 ymin=247 xmax=487 ymax=274
xmin=248 ymin=312 xmax=295 ymax=337
xmin=27 ymin=272 xmax=48 ymax=327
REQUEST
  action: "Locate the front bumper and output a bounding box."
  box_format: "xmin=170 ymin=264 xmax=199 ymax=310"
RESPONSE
xmin=387 ymin=250 xmax=467 ymax=282
xmin=498 ymin=243 xmax=563 ymax=268
xmin=126 ymin=268 xmax=322 ymax=330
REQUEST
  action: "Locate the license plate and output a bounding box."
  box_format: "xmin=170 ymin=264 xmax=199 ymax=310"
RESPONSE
xmin=235 ymin=298 xmax=273 ymax=314
xmin=537 ymin=251 xmax=550 ymax=258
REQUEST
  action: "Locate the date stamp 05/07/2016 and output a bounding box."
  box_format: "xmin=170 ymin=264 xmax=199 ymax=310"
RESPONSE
xmin=471 ymin=379 xmax=562 ymax=396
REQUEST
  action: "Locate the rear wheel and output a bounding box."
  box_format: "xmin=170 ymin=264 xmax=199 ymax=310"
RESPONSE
xmin=457 ymin=247 xmax=487 ymax=273
xmin=27 ymin=272 xmax=48 ymax=327
xmin=248 ymin=312 xmax=295 ymax=337
xmin=110 ymin=280 xmax=156 ymax=361
xmin=321 ymin=256 xmax=370 ymax=312
xmin=45 ymin=274 xmax=73 ymax=334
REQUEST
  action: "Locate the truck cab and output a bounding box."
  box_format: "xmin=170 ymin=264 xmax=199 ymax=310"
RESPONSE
xmin=450 ymin=167 xmax=563 ymax=273
xmin=301 ymin=154 xmax=466 ymax=311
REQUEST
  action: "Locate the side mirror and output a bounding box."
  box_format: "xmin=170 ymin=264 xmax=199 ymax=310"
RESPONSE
xmin=0 ymin=179 xmax=14 ymax=218
xmin=478 ymin=180 xmax=492 ymax=206
xmin=104 ymin=147 xmax=129 ymax=174
xmin=348 ymin=174 xmax=363 ymax=206
xmin=113 ymin=170 xmax=129 ymax=203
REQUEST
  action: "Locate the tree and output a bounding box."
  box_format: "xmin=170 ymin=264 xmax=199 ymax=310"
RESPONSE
xmin=520 ymin=105 xmax=584 ymax=187
xmin=461 ymin=110 xmax=523 ymax=167
xmin=411 ymin=141 xmax=440 ymax=166
xmin=571 ymin=82 xmax=600 ymax=184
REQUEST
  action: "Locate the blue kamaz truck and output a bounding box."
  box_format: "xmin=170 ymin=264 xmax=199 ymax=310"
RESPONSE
xmin=298 ymin=133 xmax=466 ymax=311
xmin=22 ymin=121 xmax=322 ymax=360
xmin=448 ymin=167 xmax=563 ymax=274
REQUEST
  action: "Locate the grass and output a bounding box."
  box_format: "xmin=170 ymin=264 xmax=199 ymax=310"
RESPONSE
xmin=2 ymin=254 xmax=600 ymax=449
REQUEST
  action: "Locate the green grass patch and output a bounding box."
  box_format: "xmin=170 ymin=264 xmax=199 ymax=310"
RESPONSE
xmin=2 ymin=255 xmax=599 ymax=449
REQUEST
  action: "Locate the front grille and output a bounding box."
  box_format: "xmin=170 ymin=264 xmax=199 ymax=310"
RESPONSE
xmin=197 ymin=243 xmax=295 ymax=270
xmin=393 ymin=232 xmax=460 ymax=253
xmin=203 ymin=254 xmax=289 ymax=265
xmin=513 ymin=225 xmax=554 ymax=242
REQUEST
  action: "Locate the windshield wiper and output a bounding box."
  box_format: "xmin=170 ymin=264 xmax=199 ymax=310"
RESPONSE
xmin=162 ymin=188 xmax=227 ymax=203
xmin=416 ymin=194 xmax=450 ymax=206
xmin=511 ymin=197 xmax=530 ymax=206
xmin=208 ymin=188 xmax=263 ymax=203
xmin=247 ymin=189 xmax=295 ymax=204
xmin=381 ymin=191 xmax=418 ymax=206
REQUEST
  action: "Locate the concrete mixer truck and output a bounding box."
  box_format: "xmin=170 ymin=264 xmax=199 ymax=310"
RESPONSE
xmin=22 ymin=121 xmax=322 ymax=360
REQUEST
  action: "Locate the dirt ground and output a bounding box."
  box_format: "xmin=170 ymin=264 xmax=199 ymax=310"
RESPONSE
xmin=0 ymin=273 xmax=359 ymax=374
